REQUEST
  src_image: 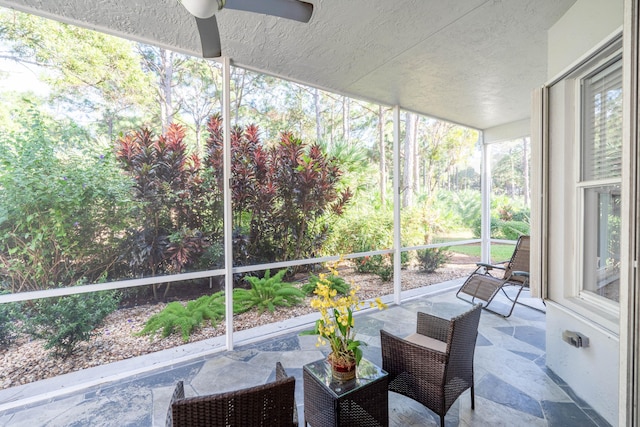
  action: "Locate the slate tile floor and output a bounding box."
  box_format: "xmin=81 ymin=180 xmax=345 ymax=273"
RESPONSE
xmin=0 ymin=281 xmax=612 ymax=427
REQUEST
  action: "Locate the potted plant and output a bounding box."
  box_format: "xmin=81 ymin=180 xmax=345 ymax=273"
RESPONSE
xmin=303 ymin=261 xmax=387 ymax=381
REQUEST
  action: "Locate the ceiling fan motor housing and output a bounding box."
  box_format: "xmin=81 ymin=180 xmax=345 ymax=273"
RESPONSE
xmin=181 ymin=0 xmax=225 ymax=19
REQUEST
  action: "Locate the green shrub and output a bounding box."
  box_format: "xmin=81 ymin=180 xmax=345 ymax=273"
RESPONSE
xmin=472 ymin=217 xmax=530 ymax=240
xmin=0 ymin=107 xmax=132 ymax=292
xmin=401 ymin=198 xmax=453 ymax=247
xmin=25 ymin=290 xmax=120 ymax=358
xmin=417 ymin=248 xmax=449 ymax=273
xmin=355 ymin=254 xmax=393 ymax=282
xmin=497 ymin=220 xmax=530 ymax=240
xmin=233 ymin=269 xmax=305 ymax=314
xmin=136 ymin=291 xmax=225 ymax=342
xmin=0 ymin=291 xmax=23 ymax=348
xmin=440 ymin=189 xmax=481 ymax=228
xmin=322 ymin=198 xmax=394 ymax=255
xmin=301 ymin=272 xmax=350 ymax=296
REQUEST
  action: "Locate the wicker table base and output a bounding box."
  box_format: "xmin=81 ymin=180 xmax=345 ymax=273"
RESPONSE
xmin=303 ymin=358 xmax=388 ymax=427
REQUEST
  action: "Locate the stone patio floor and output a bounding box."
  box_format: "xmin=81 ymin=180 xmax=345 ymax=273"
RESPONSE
xmin=0 ymin=279 xmax=612 ymax=426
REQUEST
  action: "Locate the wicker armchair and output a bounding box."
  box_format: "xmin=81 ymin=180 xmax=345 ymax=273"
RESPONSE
xmin=380 ymin=304 xmax=482 ymax=427
xmin=166 ymin=362 xmax=297 ymax=427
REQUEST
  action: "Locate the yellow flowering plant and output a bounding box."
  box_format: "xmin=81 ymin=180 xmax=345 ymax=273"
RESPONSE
xmin=304 ymin=261 xmax=387 ymax=367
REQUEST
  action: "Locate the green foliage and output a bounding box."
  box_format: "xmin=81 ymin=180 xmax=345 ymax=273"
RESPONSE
xmin=322 ymin=195 xmax=394 ymax=255
xmin=472 ymin=216 xmax=530 ymax=240
xmin=355 ymin=254 xmax=393 ymax=282
xmin=469 ymin=195 xmax=530 ymax=239
xmin=136 ymin=292 xmax=225 ymax=342
xmin=301 ymin=272 xmax=350 ymax=296
xmin=438 ymin=189 xmax=481 ymax=229
xmin=25 ymin=290 xmax=120 ymax=358
xmin=0 ymin=10 xmax=155 ymax=139
xmin=0 ymin=292 xmax=23 ymax=349
xmin=233 ymin=269 xmax=305 ymax=314
xmin=417 ymin=248 xmax=449 ymax=273
xmin=491 ymin=139 xmax=530 ymax=200
xmin=401 ymin=197 xmax=453 ymax=247
xmin=317 ymin=139 xmax=372 ymax=192
xmin=498 ymin=220 xmax=530 ymax=240
xmin=0 ymin=105 xmax=132 ymax=292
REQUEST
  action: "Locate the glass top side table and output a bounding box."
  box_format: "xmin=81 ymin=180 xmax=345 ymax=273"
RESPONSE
xmin=303 ymin=358 xmax=389 ymax=427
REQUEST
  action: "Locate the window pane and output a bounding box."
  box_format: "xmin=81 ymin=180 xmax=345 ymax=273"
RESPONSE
xmin=582 ymin=185 xmax=620 ymax=302
xmin=581 ymin=58 xmax=622 ymax=181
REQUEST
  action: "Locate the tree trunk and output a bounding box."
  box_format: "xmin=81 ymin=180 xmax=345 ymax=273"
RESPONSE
xmin=378 ymin=105 xmax=386 ymax=205
xmin=413 ymin=124 xmax=420 ymax=196
xmin=314 ymin=88 xmax=322 ymax=143
xmin=403 ymin=112 xmax=417 ymax=207
xmin=342 ymin=96 xmax=350 ymax=144
xmin=523 ymin=137 xmax=530 ymax=207
xmin=233 ymin=68 xmax=246 ymax=126
xmin=160 ymin=48 xmax=174 ymax=133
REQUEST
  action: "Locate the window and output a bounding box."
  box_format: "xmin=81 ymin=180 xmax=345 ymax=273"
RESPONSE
xmin=579 ymin=55 xmax=622 ymax=304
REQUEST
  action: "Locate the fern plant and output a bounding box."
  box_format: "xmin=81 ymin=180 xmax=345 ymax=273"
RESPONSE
xmin=234 ymin=269 xmax=305 ymax=314
xmin=301 ymin=272 xmax=350 ymax=296
xmin=136 ymin=291 xmax=225 ymax=342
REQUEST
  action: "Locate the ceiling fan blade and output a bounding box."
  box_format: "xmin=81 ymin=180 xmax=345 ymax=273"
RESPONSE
xmin=196 ymin=16 xmax=222 ymax=58
xmin=224 ymin=0 xmax=313 ymax=23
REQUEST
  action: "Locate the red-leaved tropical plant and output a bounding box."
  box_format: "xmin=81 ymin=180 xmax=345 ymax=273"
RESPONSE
xmin=115 ymin=115 xmax=351 ymax=283
xmin=205 ymin=113 xmax=352 ymax=266
xmin=116 ymin=124 xmax=206 ymax=290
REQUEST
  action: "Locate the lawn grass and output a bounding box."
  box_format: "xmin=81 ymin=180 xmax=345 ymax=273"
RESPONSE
xmin=449 ymin=243 xmax=515 ymax=263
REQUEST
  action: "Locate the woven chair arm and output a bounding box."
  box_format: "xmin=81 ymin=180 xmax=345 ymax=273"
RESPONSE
xmin=276 ymin=361 xmax=287 ymax=381
xmin=416 ymin=311 xmax=449 ymax=341
xmin=380 ymin=330 xmax=447 ymax=383
xmin=512 ymin=270 xmax=529 ymax=277
xmin=171 ymin=377 xmax=292 ymax=406
xmin=275 ymin=362 xmax=299 ymax=427
xmin=166 ymin=381 xmax=185 ymax=427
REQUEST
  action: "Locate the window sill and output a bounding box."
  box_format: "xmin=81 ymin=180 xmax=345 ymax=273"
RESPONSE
xmin=546 ymin=296 xmax=619 ymax=336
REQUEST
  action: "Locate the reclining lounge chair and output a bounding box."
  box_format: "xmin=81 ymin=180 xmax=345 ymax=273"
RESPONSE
xmin=456 ymin=235 xmax=540 ymax=317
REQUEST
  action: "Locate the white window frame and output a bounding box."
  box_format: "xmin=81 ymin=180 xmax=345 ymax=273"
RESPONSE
xmin=574 ymin=49 xmax=622 ymax=316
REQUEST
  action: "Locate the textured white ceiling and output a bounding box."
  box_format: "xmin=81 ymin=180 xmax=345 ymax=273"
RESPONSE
xmin=0 ymin=0 xmax=576 ymax=130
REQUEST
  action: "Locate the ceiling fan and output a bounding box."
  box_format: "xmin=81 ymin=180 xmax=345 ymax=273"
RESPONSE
xmin=180 ymin=0 xmax=314 ymax=58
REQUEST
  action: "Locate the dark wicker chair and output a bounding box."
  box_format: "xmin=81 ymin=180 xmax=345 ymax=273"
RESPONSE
xmin=166 ymin=362 xmax=297 ymax=427
xmin=380 ymin=304 xmax=482 ymax=427
xmin=456 ymin=235 xmax=536 ymax=317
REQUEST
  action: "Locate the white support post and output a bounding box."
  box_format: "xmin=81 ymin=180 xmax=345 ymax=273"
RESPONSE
xmin=480 ymin=132 xmax=491 ymax=263
xmin=222 ymin=57 xmax=234 ymax=351
xmin=393 ymin=106 xmax=402 ymax=305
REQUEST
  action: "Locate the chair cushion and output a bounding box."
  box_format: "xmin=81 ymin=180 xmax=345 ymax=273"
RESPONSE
xmin=405 ymin=333 xmax=447 ymax=353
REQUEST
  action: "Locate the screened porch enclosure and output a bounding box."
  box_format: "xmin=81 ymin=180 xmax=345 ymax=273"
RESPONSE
xmin=0 ymin=5 xmax=533 ymax=403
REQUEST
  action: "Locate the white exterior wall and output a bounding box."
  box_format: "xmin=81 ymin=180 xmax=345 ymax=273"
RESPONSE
xmin=548 ymin=0 xmax=623 ymax=79
xmin=545 ymin=304 xmax=621 ymax=423
xmin=543 ymin=0 xmax=623 ymax=425
xmin=484 ymin=118 xmax=530 ymax=144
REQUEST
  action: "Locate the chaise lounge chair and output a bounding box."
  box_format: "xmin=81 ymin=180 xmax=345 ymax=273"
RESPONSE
xmin=456 ymin=235 xmax=540 ymax=317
